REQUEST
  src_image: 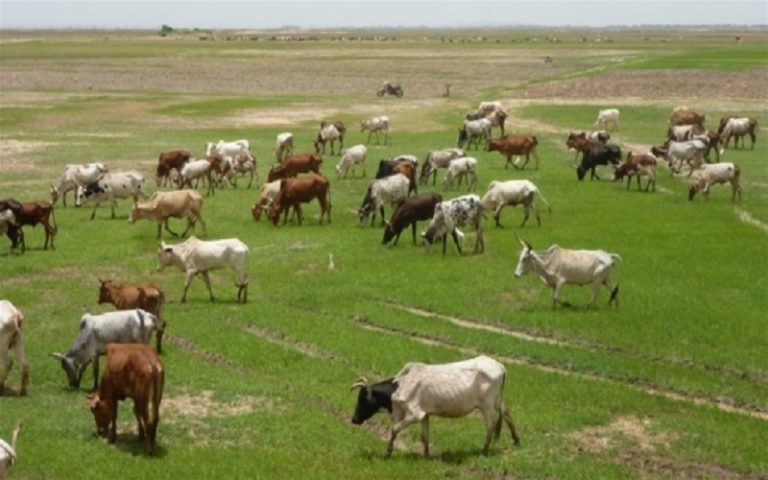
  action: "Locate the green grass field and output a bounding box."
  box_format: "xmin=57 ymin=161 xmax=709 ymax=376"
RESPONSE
xmin=1 ymin=28 xmax=767 ymax=479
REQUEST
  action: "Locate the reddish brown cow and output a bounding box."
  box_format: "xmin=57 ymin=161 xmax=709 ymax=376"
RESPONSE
xmin=669 ymin=107 xmax=705 ymax=127
xmin=98 ymin=279 xmax=166 ymax=353
xmin=267 ymin=153 xmax=323 ymax=182
xmin=268 ymin=174 xmax=331 ymax=226
xmin=614 ymin=151 xmax=657 ymax=192
xmin=156 ymin=150 xmax=191 ymax=187
xmin=487 ymin=135 xmax=540 ymax=170
xmin=89 ymin=343 xmax=164 ymax=455
xmin=566 ymin=132 xmax=600 ymax=162
xmin=0 ymin=199 xmax=56 ymax=252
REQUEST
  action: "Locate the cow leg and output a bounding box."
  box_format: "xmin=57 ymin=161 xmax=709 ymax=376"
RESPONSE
xmin=420 ymin=416 xmax=430 ymax=457
xmin=552 ymin=280 xmax=567 ymax=308
xmin=520 ymin=205 xmax=530 ymax=228
xmin=379 ymin=206 xmax=386 ymax=227
xmin=0 ymin=347 xmax=10 ymax=395
xmin=481 ymin=406 xmax=498 ymax=455
xmin=110 ymin=198 xmax=118 ymax=219
xmin=134 ymin=399 xmax=147 ymax=442
xmin=163 ymin=219 xmax=180 ymax=238
xmin=474 ymin=225 xmax=484 ymax=254
xmin=202 ymin=271 xmax=215 ymax=302
xmin=605 ymin=277 xmax=619 ymax=308
xmin=451 ymin=229 xmax=463 ymax=255
xmin=14 ymin=333 xmax=28 ymax=396
xmin=500 ymin=403 xmax=521 ymax=445
xmin=181 ymin=271 xmax=196 ymax=303
xmin=108 ymin=399 xmax=119 ymax=444
xmin=494 ymin=205 xmax=504 ymax=228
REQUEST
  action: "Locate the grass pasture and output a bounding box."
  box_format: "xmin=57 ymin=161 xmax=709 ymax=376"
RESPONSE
xmin=1 ymin=28 xmax=767 ymax=479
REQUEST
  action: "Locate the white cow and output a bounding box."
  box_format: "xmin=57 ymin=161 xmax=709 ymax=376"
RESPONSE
xmin=720 ymin=117 xmax=757 ymax=150
xmin=220 ymin=155 xmax=257 ymax=189
xmin=458 ymin=118 xmax=491 ymax=150
xmin=478 ymin=100 xmax=503 ymax=115
xmin=335 ymin=144 xmax=368 ymax=178
xmin=274 ymin=132 xmax=294 ymax=162
xmin=422 ymin=194 xmax=485 ymax=255
xmin=514 ymin=238 xmax=621 ymax=308
xmin=361 ymin=115 xmax=390 ymax=145
xmin=51 ymin=309 xmax=157 ymax=390
xmin=76 ymin=170 xmax=148 ymax=219
xmin=443 ymin=156 xmax=478 ymax=191
xmin=0 ymin=300 xmax=28 ymax=396
xmin=420 ymin=148 xmax=464 ymax=185
xmin=206 ymin=139 xmax=253 ymax=161
xmin=157 ymin=236 xmax=249 ymax=303
xmin=652 ymin=139 xmax=708 ymax=177
xmin=0 ymin=422 xmax=22 ymax=477
xmin=315 ymin=122 xmax=343 ymax=155
xmin=481 ymin=180 xmax=551 ymax=228
xmin=593 ymin=108 xmax=620 ymax=131
xmin=177 ymin=159 xmax=215 ymax=195
xmin=50 ymin=162 xmax=108 ymax=206
xmin=350 ymin=355 xmax=520 ymax=457
xmin=358 ymin=173 xmax=409 ymax=226
xmin=688 ymin=162 xmax=741 ymax=202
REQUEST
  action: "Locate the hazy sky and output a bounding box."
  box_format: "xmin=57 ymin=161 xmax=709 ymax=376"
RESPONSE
xmin=1 ymin=0 xmax=767 ymax=29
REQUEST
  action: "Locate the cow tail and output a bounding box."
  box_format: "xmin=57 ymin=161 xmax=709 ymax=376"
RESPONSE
xmin=536 ymin=188 xmax=553 ymax=214
xmin=50 ymin=203 xmax=58 ymax=235
xmin=150 ymin=361 xmax=164 ymax=438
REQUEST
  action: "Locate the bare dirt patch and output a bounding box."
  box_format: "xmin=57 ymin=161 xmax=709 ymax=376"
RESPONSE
xmin=0 ymin=139 xmax=57 ymax=172
xmin=571 ymin=416 xmax=674 ymax=454
xmin=163 ymin=390 xmax=279 ymax=422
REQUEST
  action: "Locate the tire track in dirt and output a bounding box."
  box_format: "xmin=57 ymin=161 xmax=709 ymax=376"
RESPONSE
xmin=353 ymin=316 xmax=768 ymax=422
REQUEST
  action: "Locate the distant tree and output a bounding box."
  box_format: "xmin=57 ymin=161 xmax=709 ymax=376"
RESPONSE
xmin=159 ymin=24 xmax=174 ymax=37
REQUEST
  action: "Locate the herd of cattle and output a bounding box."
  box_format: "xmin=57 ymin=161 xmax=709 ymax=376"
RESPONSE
xmin=0 ymin=100 xmax=758 ymax=463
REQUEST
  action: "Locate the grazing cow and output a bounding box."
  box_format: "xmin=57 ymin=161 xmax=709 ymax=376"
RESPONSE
xmin=0 ymin=422 xmax=22 ymax=477
xmin=176 ymin=158 xmax=215 ymax=195
xmin=514 ymin=237 xmax=621 ymax=308
xmin=0 ymin=209 xmax=22 ymax=253
xmin=50 ymin=162 xmax=108 ymax=207
xmin=274 ymin=132 xmax=294 ymax=162
xmin=267 ymin=152 xmax=323 ymax=182
xmin=718 ymin=117 xmax=758 ymax=150
xmin=443 ymin=156 xmax=478 ymax=191
xmin=335 ymin=144 xmax=368 ymax=178
xmin=89 ymin=343 xmax=164 ymax=455
xmin=481 ymin=180 xmax=551 ymax=228
xmin=688 ymin=162 xmax=741 ymax=202
xmin=376 ymin=81 xmax=404 ymax=97
xmin=315 ymin=122 xmax=342 ymax=155
xmin=51 ymin=309 xmax=158 ymax=390
xmin=375 ymin=156 xmax=418 ymax=195
xmin=219 ymin=154 xmax=257 ymax=188
xmin=350 ymin=355 xmax=520 ymax=457
xmin=76 ymin=170 xmax=148 ymax=219
xmin=422 ymin=194 xmax=485 ymax=255
xmin=98 ymin=280 xmax=165 ymax=353
xmin=251 ymin=180 xmax=296 ymax=223
xmin=457 ymin=118 xmax=491 ymax=150
xmin=267 ymin=174 xmax=331 ymax=226
xmin=156 ymin=150 xmax=191 ymax=187
xmin=420 ymin=148 xmax=464 ymax=186
xmin=593 ymin=108 xmax=620 ymax=130
xmin=614 ymin=152 xmax=657 ymax=192
xmin=669 ymin=106 xmax=705 ymax=127
xmin=205 ymin=139 xmax=253 ymax=161
xmin=576 ymin=145 xmax=622 ymax=180
xmin=487 ymin=135 xmax=540 ymax=170
xmin=359 ymin=173 xmax=409 ymax=226
xmin=157 ymin=236 xmax=249 ymax=303
xmin=361 ymin=115 xmax=391 ymax=145
xmin=651 ymin=139 xmax=707 ymax=177
xmin=382 ymin=192 xmax=442 ymax=246
xmin=0 ymin=199 xmax=56 ymax=251
xmin=566 ymin=132 xmax=601 ymax=163
xmin=667 ymin=124 xmax=702 ymax=142
xmin=0 ymin=301 xmax=28 ymax=396
xmin=129 ymin=190 xmax=206 ymax=239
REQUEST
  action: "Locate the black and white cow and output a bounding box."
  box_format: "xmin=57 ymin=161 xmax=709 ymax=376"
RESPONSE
xmin=76 ymin=171 xmax=147 ymax=219
xmin=576 ymin=145 xmax=622 ymax=181
xmin=422 ymin=194 xmax=485 ymax=255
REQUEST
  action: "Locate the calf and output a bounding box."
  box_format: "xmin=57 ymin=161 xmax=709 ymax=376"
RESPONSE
xmin=576 ymin=145 xmax=622 ymax=180
xmin=420 ymin=148 xmax=464 ymax=186
xmin=593 ymin=108 xmax=620 ymax=130
xmin=157 ymin=236 xmax=249 ymax=303
xmin=130 ymin=190 xmax=206 ymax=239
xmin=76 ymin=170 xmax=148 ymax=219
xmin=0 ymin=300 xmax=28 ymax=396
xmin=156 ymin=150 xmax=190 ymax=187
xmin=422 ymin=194 xmax=485 ymax=255
xmin=382 ymin=192 xmax=442 ymax=246
xmin=481 ymin=180 xmax=551 ymax=228
xmin=251 ymin=180 xmax=282 ymax=222
xmin=89 ymin=343 xmax=164 ymax=455
xmin=688 ymin=162 xmax=741 ymax=202
xmin=443 ymin=156 xmax=478 ymax=191
xmin=219 ymin=154 xmax=257 ymax=188
xmin=267 ymin=152 xmax=323 ymax=182
xmin=0 ymin=199 xmax=57 ymax=251
xmin=515 ymin=237 xmax=621 ymax=308
xmin=50 ymin=162 xmax=108 ymax=206
xmin=487 ymin=135 xmax=540 ymax=170
xmin=267 ymin=174 xmax=331 ymax=226
xmin=51 ymin=309 xmax=158 ymax=390
xmin=359 ymin=173 xmax=409 ymax=226
xmin=350 ymin=355 xmax=519 ymax=457
xmin=98 ymin=279 xmax=165 ymax=353
xmin=614 ymin=151 xmax=657 ymax=192
xmin=361 ymin=115 xmax=391 ymax=145
xmin=335 ymin=144 xmax=368 ymax=179
xmin=274 ymin=132 xmax=294 ymax=162
xmin=176 ymin=158 xmax=215 ymax=195
xmin=457 ymin=118 xmax=491 ymax=150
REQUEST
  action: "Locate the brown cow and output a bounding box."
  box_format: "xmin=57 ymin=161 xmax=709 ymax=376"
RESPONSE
xmin=129 ymin=190 xmax=206 ymax=239
xmin=669 ymin=106 xmax=706 ymax=127
xmin=89 ymin=343 xmax=164 ymax=455
xmin=566 ymin=132 xmax=602 ymax=162
xmin=718 ymin=116 xmax=758 ymax=150
xmin=98 ymin=279 xmax=166 ymax=353
xmin=267 ymin=153 xmax=323 ymax=182
xmin=156 ymin=150 xmax=191 ymax=187
xmin=487 ymin=135 xmax=540 ymax=170
xmin=614 ymin=151 xmax=657 ymax=192
xmin=0 ymin=199 xmax=56 ymax=252
xmin=267 ymin=174 xmax=331 ymax=226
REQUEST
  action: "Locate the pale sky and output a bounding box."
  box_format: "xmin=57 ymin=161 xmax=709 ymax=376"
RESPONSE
xmin=1 ymin=0 xmax=766 ymax=29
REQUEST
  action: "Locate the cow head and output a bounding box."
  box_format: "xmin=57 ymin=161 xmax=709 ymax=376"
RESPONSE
xmin=514 ymin=236 xmax=535 ymax=278
xmin=89 ymin=393 xmax=111 ymax=437
xmin=97 ymin=278 xmax=113 ymax=304
xmin=421 ymin=204 xmax=449 ymax=248
xmin=456 ymin=127 xmax=467 ymax=148
xmin=50 ymin=183 xmax=61 ymax=204
xmin=350 ymin=377 xmax=397 ymax=425
xmin=382 ymin=220 xmax=397 ymax=245
xmin=51 ymin=353 xmax=84 ymax=388
xmin=688 ymin=178 xmax=706 ymax=201
xmin=157 ymin=242 xmax=175 ymax=271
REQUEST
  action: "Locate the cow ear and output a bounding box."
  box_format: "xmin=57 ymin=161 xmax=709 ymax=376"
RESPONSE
xmin=164 ymin=247 xmax=173 ymax=253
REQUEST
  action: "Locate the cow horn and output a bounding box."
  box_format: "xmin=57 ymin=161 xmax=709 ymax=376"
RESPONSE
xmin=350 ymin=377 xmax=368 ymax=390
xmin=50 ymin=352 xmax=65 ymax=360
